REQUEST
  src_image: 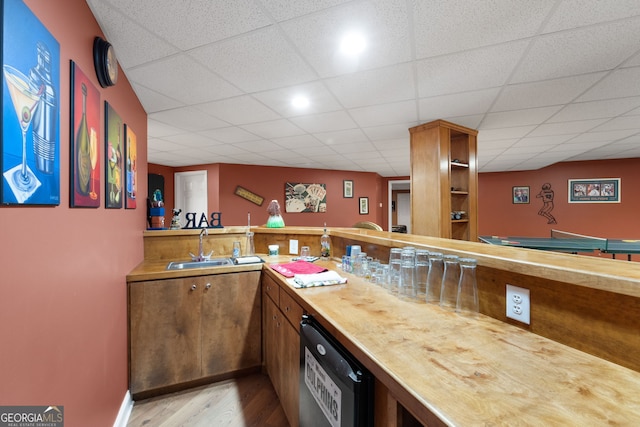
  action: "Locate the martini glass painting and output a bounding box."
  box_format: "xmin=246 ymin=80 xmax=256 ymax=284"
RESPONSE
xmin=3 ymin=64 xmax=42 ymax=201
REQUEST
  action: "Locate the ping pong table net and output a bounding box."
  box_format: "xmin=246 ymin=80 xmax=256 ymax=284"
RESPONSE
xmin=550 ymin=229 xmax=608 ymax=250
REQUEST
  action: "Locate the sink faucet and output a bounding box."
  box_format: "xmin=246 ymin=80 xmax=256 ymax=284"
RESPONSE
xmin=198 ymin=228 xmax=208 ymax=261
xmin=189 ymin=228 xmax=212 ymax=261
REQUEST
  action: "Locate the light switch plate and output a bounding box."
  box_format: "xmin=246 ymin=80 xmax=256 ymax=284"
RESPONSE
xmin=289 ymin=239 xmax=298 ymax=254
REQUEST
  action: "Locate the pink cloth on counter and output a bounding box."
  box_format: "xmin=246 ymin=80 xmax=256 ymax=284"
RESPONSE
xmin=269 ymin=260 xmax=327 ymax=278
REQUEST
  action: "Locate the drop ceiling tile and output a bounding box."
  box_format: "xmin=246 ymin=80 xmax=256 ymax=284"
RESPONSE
xmin=548 ymin=97 xmax=640 ymax=122
xmin=444 ymin=115 xmax=484 ymax=130
xmin=481 ymin=106 xmax=561 ymax=129
xmin=625 ymin=52 xmax=640 ymax=67
xmin=511 ymin=19 xmax=640 ymax=83
xmin=192 ymin=26 xmax=317 ymax=93
xmin=199 ymin=127 xmax=262 ymax=144
xmin=478 ymin=126 xmax=536 ymax=141
xmin=325 ymin=64 xmax=415 ymax=108
xmin=164 ymin=133 xmax=223 ymax=148
xmin=349 ymin=100 xmax=417 ymax=128
xmin=412 ymin=0 xmax=555 ymax=58
xmin=148 ymin=119 xmax=187 ymax=138
xmin=567 ymin=129 xmax=639 ymax=144
xmin=362 ymin=123 xmax=415 ymax=141
xmin=131 ymin=83 xmax=184 ymax=114
xmin=270 ymin=134 xmax=322 ymax=149
xmin=241 ymin=119 xmax=306 ymax=139
xmin=515 ymin=134 xmax=580 ymax=147
xmin=127 ymin=54 xmax=241 ymax=105
xmin=591 ymin=116 xmax=640 ymax=132
xmin=331 ymin=141 xmax=377 ymax=154
xmin=419 ymin=88 xmax=500 ymax=121
xmin=542 ymin=0 xmax=640 ymax=33
xmin=373 ymin=138 xmax=410 ymax=152
xmin=290 ymin=110 xmax=357 ymax=133
xmin=491 ymin=73 xmax=606 ymax=111
xmin=577 ymin=67 xmax=640 ymax=101
xmin=258 ymin=0 xmax=353 ymax=22
xmin=231 ymin=140 xmax=285 ymax=153
xmin=416 ymin=40 xmax=528 ymax=98
xmin=86 ymin=0 xmax=179 ymax=68
xmin=150 ymin=107 xmax=230 ymax=132
xmin=102 ymin=0 xmax=271 ymax=50
xmin=281 ymin=0 xmax=411 ymax=77
xmin=527 ymin=119 xmax=606 ymax=137
xmin=313 ymin=129 xmax=369 ymax=146
xmin=253 ymin=82 xmax=342 ymax=117
xmin=197 ymin=96 xmax=280 ymax=125
xmin=146 ymin=138 xmax=184 ymax=152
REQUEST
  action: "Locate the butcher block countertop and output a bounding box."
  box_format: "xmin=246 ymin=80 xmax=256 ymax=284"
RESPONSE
xmin=265 ymin=260 xmax=640 ymax=426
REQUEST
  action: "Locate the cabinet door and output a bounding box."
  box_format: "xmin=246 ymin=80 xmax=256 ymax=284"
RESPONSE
xmin=278 ymin=316 xmax=300 ymax=427
xmin=129 ymin=278 xmax=202 ymax=394
xmin=263 ymin=294 xmax=281 ymax=394
xmin=201 ymin=271 xmax=262 ymax=377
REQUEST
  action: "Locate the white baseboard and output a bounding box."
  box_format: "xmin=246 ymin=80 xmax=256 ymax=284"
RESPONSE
xmin=113 ymin=390 xmax=134 ymax=427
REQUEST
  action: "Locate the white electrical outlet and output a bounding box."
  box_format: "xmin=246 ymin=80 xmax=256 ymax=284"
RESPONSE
xmin=506 ymin=284 xmax=530 ymax=325
xmin=289 ymin=239 xmax=299 ymax=254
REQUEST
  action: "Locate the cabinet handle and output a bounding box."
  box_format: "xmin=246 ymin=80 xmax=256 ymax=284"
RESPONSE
xmin=272 ymin=314 xmax=277 ymax=320
xmin=266 ymin=285 xmax=271 ymax=291
xmin=191 ymin=284 xmax=197 ymax=291
xmin=205 ymin=283 xmax=211 ymax=289
xmin=285 ymin=306 xmax=290 ymax=312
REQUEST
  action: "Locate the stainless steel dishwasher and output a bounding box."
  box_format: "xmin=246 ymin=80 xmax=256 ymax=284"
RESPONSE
xmin=299 ymin=315 xmax=373 ymax=427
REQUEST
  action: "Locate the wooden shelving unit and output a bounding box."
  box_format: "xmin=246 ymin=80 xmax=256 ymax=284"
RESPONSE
xmin=409 ymin=119 xmax=478 ymax=241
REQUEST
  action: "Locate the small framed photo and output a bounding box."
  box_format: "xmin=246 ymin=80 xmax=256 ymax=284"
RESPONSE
xmin=343 ymin=180 xmax=353 ymax=198
xmin=512 ymin=186 xmax=529 ymax=204
xmin=359 ymin=197 xmax=369 ymax=215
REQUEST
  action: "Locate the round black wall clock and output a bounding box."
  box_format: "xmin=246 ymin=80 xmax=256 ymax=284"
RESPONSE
xmin=93 ymin=37 xmax=118 ymax=88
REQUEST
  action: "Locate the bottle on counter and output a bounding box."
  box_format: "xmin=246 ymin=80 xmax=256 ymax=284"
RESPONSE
xmin=320 ymin=223 xmax=331 ymax=258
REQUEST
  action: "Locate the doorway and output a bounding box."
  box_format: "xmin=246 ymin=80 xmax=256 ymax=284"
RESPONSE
xmin=388 ymin=180 xmax=411 ymax=233
xmin=174 ymin=170 xmax=208 ymax=228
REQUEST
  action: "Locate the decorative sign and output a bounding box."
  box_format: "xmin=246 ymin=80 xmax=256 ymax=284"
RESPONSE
xmin=183 ymin=212 xmax=223 ymax=228
xmin=568 ymin=178 xmax=620 ymax=203
xmin=234 ymin=185 xmax=264 ymax=206
xmin=285 ymin=182 xmax=327 ymax=213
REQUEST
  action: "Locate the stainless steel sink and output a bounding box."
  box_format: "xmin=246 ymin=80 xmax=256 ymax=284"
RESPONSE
xmin=166 ymin=258 xmax=233 ymax=270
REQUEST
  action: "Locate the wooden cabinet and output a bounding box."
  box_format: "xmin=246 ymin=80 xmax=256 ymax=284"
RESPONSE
xmin=262 ymin=272 xmax=302 ymax=427
xmin=128 ymin=271 xmax=261 ymax=397
xmin=409 ymin=119 xmax=478 ymax=241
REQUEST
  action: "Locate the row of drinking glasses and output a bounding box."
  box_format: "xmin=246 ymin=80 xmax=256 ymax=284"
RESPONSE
xmin=341 ymin=247 xmax=479 ymax=314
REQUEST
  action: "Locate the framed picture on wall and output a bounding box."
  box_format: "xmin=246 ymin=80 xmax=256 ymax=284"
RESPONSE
xmin=359 ymin=197 xmax=369 ymax=215
xmin=70 ymin=61 xmax=100 ymax=208
xmin=1 ymin=0 xmax=60 ymax=205
xmin=105 ymin=102 xmax=123 ymax=209
xmin=124 ymin=124 xmax=137 ymax=209
xmin=568 ymin=178 xmax=620 ymax=203
xmin=343 ymin=180 xmax=353 ymax=198
xmin=512 ymin=186 xmax=529 ymax=204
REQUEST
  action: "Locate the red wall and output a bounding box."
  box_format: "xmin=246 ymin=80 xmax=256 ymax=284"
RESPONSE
xmin=479 ymin=158 xmax=640 ymax=260
xmin=150 ymin=163 xmax=385 ymax=228
xmin=0 ymin=1 xmax=147 ymax=426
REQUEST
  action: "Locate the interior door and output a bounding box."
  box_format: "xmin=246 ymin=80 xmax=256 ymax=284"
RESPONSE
xmin=174 ymin=170 xmax=208 ymax=227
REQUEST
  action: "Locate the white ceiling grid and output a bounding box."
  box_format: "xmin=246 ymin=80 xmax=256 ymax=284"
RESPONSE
xmin=85 ymin=0 xmax=640 ymax=175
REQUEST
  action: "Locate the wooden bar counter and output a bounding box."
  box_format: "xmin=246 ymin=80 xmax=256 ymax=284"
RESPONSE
xmin=130 ymin=227 xmax=640 ymax=425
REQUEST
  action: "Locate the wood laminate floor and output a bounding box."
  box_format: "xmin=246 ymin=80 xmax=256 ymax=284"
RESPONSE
xmin=127 ymin=373 xmax=290 ymax=427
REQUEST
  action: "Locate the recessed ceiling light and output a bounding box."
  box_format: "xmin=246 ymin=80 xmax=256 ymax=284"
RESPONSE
xmin=340 ymin=32 xmax=366 ymax=55
xmin=291 ymin=95 xmax=310 ymax=109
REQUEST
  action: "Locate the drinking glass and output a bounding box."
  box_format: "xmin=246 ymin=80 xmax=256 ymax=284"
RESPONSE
xmin=414 ymin=250 xmax=430 ymax=302
xmin=388 ymin=248 xmax=402 ymax=294
xmin=300 ymin=246 xmax=310 ymax=258
xmin=400 ymin=248 xmax=416 ymax=299
xmin=456 ymin=258 xmax=479 ymax=315
xmin=425 ymin=252 xmax=443 ymax=303
xmin=440 ymin=255 xmax=460 ymax=310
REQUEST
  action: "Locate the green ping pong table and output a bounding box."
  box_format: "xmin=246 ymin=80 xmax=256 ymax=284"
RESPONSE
xmin=479 ymin=230 xmax=640 ymax=261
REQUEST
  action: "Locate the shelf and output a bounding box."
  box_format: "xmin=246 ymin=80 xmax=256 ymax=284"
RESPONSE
xmin=451 ymin=219 xmax=469 ymax=223
xmin=451 ymin=190 xmax=469 ymax=195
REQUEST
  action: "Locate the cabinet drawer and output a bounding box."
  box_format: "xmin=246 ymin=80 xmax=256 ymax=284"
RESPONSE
xmin=263 ymin=274 xmax=280 ymax=305
xmin=280 ymin=289 xmax=304 ymax=330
